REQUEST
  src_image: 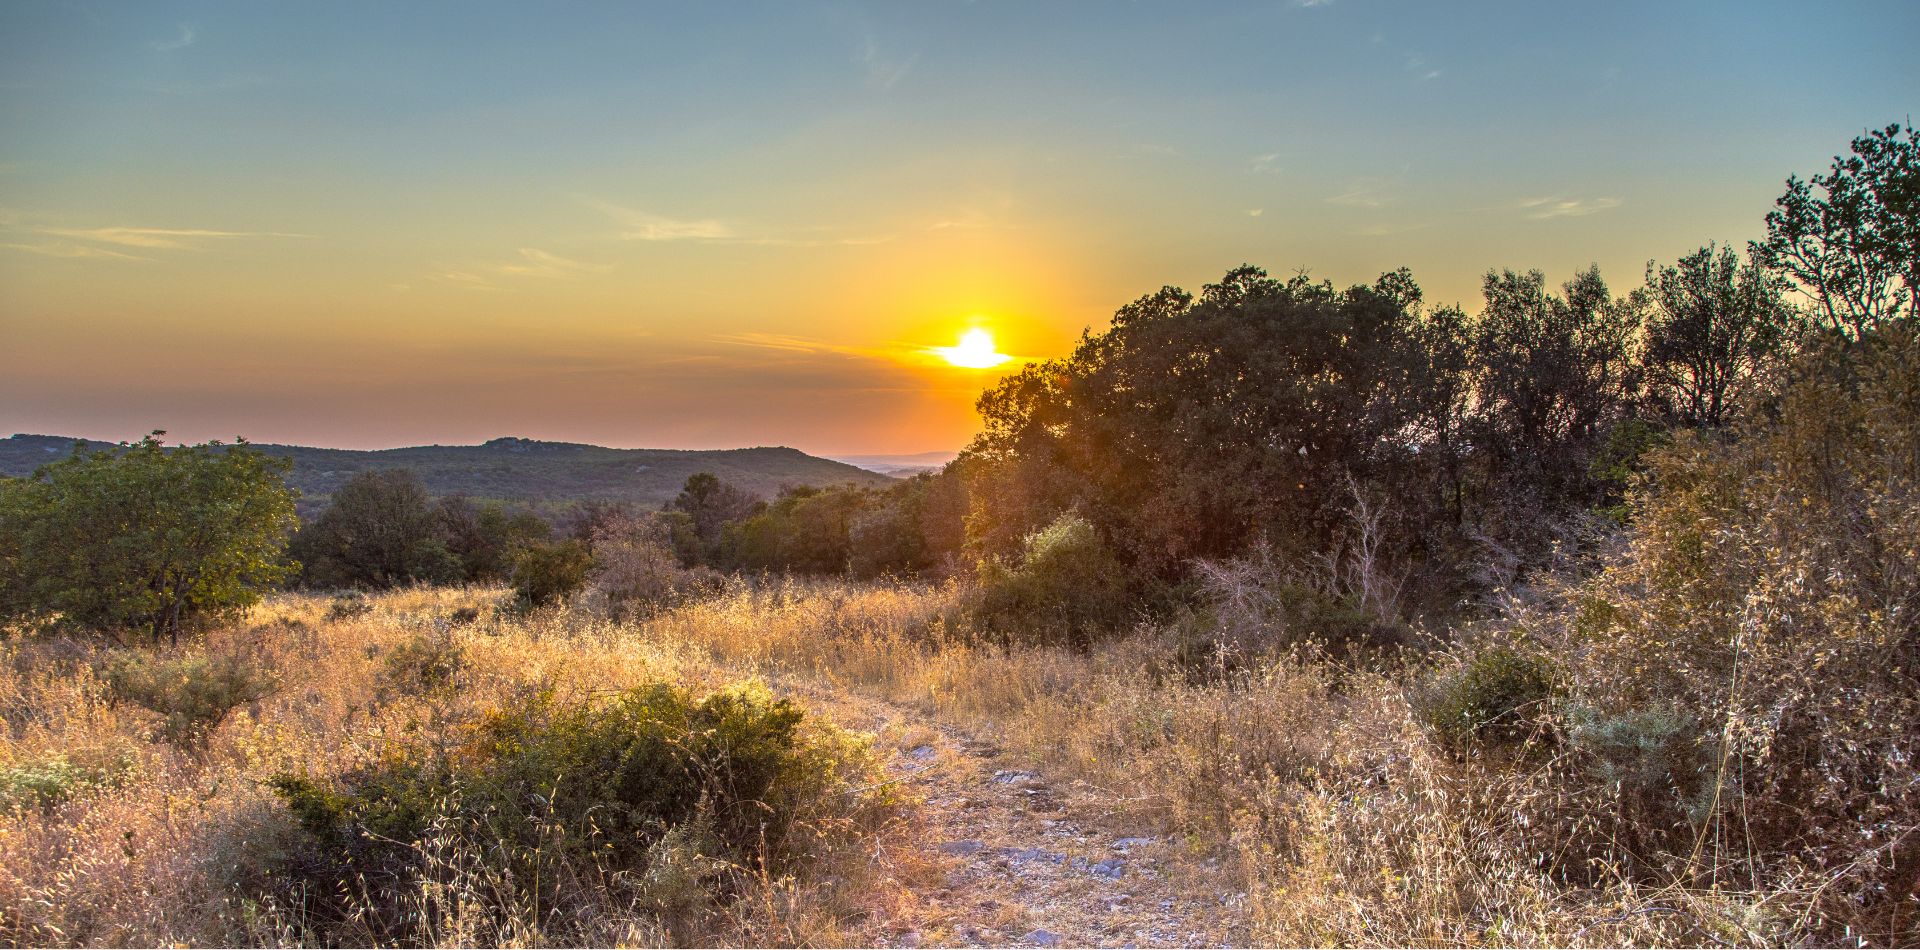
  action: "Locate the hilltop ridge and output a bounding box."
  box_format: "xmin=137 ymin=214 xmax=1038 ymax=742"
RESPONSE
xmin=0 ymin=433 xmax=898 ymax=513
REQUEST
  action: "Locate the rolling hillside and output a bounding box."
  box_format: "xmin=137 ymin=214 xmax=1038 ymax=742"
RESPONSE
xmin=0 ymin=433 xmax=898 ymax=514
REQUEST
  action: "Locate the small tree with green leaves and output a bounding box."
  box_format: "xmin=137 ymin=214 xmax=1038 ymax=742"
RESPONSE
xmin=1754 ymin=122 xmax=1918 ymax=336
xmin=0 ymin=432 xmax=298 ymax=643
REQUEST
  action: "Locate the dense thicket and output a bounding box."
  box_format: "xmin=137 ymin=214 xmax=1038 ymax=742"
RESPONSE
xmin=288 ymin=470 xmax=552 ymax=588
xmin=961 ymin=263 xmax=1656 ymax=615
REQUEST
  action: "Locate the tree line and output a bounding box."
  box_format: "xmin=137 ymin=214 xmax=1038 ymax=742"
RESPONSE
xmin=0 ymin=122 xmax=1911 ymax=641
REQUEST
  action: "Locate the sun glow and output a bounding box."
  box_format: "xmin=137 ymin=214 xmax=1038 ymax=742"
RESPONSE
xmin=933 ymin=328 xmax=1012 ymax=369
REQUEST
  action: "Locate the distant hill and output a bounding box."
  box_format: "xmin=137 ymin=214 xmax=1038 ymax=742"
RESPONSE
xmin=1 ymin=434 xmax=898 ymax=516
xmin=829 ymin=451 xmax=960 ymax=477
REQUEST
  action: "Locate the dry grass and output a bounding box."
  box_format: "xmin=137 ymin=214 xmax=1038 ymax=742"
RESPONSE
xmin=0 ymin=586 xmax=900 ymax=947
xmin=0 ymin=577 xmax=1880 ymax=946
xmin=629 ymin=577 xmax=1854 ymax=946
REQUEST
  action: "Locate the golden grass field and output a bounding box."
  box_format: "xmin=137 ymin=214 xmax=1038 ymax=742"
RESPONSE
xmin=0 ymin=581 xmax=1831 ymax=947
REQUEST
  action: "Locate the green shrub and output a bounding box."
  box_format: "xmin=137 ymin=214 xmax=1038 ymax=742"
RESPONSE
xmin=265 ymin=681 xmax=883 ymax=945
xmin=402 ymin=537 xmax=466 ymax=586
xmin=1417 ymin=647 xmax=1560 ymax=753
xmin=379 ymin=633 xmax=466 ymax=697
xmin=0 ymin=747 xmax=138 ymax=812
xmin=1566 ymin=704 xmax=1709 ymax=845
xmin=0 ymin=434 xmax=297 ymax=643
xmin=101 ymin=653 xmax=275 ymax=747
xmin=509 ymin=539 xmax=593 ymax=609
xmin=971 ymin=513 xmax=1131 ymax=647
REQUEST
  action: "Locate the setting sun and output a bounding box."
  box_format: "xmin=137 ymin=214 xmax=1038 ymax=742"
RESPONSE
xmin=933 ymin=328 xmax=1012 ymax=369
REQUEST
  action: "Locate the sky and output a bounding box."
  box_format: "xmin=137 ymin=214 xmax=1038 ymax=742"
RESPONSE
xmin=1 ymin=1 xmax=1914 ymax=455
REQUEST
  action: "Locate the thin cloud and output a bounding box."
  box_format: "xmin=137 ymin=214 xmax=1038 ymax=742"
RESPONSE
xmin=430 ymin=270 xmax=501 ymax=291
xmin=1355 ymin=221 xmax=1432 ymax=236
xmin=585 ymin=197 xmax=888 ymax=247
xmin=38 ymin=226 xmax=308 ymax=249
xmin=1247 ymin=209 xmax=1264 ymax=217
xmin=858 ymin=29 xmax=917 ymax=91
xmin=497 ymin=247 xmax=609 ymax=278
xmin=927 ymin=209 xmax=1012 ymax=232
xmin=151 ymin=24 xmax=196 ymax=51
xmin=1405 ymin=54 xmax=1442 ymax=82
xmin=1249 ymin=152 xmax=1283 ymax=174
xmin=717 ymin=331 xmax=1022 ymax=368
xmin=1519 ymin=196 xmax=1622 ymax=219
xmin=1130 ymin=143 xmax=1183 ymax=158
xmin=1 ymin=241 xmax=150 ymax=261
xmin=1327 ymin=182 xmax=1395 ymax=208
xmin=608 ymin=209 xmax=732 ymax=242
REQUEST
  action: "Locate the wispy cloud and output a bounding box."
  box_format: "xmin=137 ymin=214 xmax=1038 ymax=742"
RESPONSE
xmin=602 ymin=206 xmax=733 ymax=242
xmin=716 ymin=332 xmax=892 ymax=360
xmin=586 ymin=198 xmax=890 ymax=247
xmin=1327 ymin=181 xmax=1397 ymax=208
xmin=1355 ymin=221 xmax=1431 ymax=237
xmin=497 ymin=247 xmax=608 ymax=278
xmin=719 ymin=330 xmax=1031 ymax=370
xmin=430 ymin=270 xmax=502 ymax=291
xmin=1248 ymin=152 xmax=1283 ymax=174
xmin=1405 ymin=54 xmax=1442 ymax=82
xmin=1247 ymin=208 xmax=1264 ymax=217
xmin=38 ymin=226 xmax=307 ymax=249
xmin=1519 ymin=196 xmax=1622 ymax=219
xmin=858 ymin=29 xmax=917 ymax=91
xmin=1294 ymin=0 xmax=1336 ymax=7
xmin=1130 ymin=143 xmax=1183 ymax=158
xmin=151 ymin=24 xmax=196 ymax=51
xmin=0 ymin=241 xmax=150 ymax=261
xmin=927 ymin=208 xmax=1016 ymax=232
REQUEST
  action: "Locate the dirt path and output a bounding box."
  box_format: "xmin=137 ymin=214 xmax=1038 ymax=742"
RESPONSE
xmin=779 ymin=682 xmax=1249 ymax=948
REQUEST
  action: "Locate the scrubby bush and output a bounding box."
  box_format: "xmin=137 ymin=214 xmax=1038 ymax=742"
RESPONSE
xmin=509 ymin=538 xmax=593 ymax=609
xmin=1416 ymin=646 xmax=1560 ymax=753
xmin=1522 ymin=325 xmax=1920 ymax=939
xmin=0 ymin=746 xmax=138 ymax=812
xmin=101 ymin=653 xmax=275 ymax=747
xmin=1187 ymin=552 xmax=1413 ymax=662
xmin=971 ymin=512 xmax=1132 ymax=646
xmin=1565 ymin=703 xmax=1709 ymax=851
xmin=585 ymin=513 xmax=720 ymax=617
xmin=265 ymin=681 xmax=886 ymax=945
xmin=323 ymin=592 xmax=372 ymax=622
xmin=379 ymin=632 xmax=465 ymax=697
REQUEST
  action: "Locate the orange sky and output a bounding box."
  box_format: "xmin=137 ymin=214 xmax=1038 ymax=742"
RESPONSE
xmin=3 ymin=2 xmax=1913 ymax=454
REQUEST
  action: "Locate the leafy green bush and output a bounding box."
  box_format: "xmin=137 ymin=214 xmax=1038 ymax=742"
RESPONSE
xmin=509 ymin=539 xmax=593 ymax=609
xmin=1565 ymin=704 xmax=1708 ymax=848
xmin=101 ymin=653 xmax=275 ymax=747
xmin=1417 ymin=647 xmax=1560 ymax=753
xmin=971 ymin=513 xmax=1131 ymax=647
xmin=266 ymin=681 xmax=883 ymax=945
xmin=0 ymin=434 xmax=297 ymax=643
xmin=0 ymin=747 xmax=138 ymax=812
